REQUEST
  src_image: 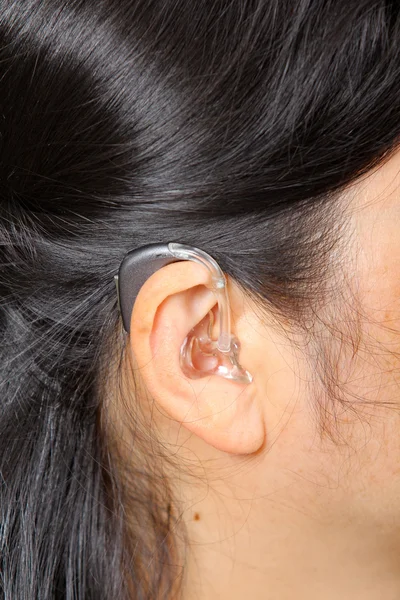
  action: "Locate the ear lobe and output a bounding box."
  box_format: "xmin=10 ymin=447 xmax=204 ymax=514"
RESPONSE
xmin=128 ymin=261 xmax=265 ymax=455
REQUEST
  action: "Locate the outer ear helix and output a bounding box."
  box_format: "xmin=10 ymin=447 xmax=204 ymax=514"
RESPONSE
xmin=114 ymin=242 xmax=253 ymax=385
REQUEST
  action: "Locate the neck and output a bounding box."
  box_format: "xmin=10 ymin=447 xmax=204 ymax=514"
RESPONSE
xmin=175 ymin=458 xmax=400 ymax=600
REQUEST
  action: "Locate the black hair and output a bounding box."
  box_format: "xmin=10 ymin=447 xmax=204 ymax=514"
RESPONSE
xmin=1 ymin=0 xmax=400 ymax=598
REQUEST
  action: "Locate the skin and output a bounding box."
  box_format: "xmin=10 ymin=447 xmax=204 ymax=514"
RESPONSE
xmin=115 ymin=147 xmax=400 ymax=599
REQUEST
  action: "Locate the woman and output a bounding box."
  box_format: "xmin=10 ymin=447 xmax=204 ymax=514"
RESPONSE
xmin=1 ymin=0 xmax=400 ymax=598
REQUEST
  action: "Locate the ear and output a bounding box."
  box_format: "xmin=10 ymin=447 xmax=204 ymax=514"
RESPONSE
xmin=127 ymin=260 xmax=265 ymax=454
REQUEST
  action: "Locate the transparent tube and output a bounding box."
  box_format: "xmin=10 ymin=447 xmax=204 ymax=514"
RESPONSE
xmin=168 ymin=242 xmax=231 ymax=352
xmin=168 ymin=242 xmax=253 ymax=384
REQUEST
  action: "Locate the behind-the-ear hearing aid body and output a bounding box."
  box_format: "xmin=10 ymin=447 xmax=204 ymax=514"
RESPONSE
xmin=114 ymin=242 xmax=252 ymax=384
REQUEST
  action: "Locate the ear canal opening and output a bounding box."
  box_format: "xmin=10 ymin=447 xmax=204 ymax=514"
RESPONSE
xmin=180 ymin=310 xmax=253 ymax=384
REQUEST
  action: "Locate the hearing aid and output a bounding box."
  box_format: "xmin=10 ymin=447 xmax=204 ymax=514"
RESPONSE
xmin=114 ymin=242 xmax=253 ymax=384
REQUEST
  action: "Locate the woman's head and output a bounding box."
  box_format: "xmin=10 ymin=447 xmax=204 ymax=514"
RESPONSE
xmin=1 ymin=0 xmax=400 ymax=598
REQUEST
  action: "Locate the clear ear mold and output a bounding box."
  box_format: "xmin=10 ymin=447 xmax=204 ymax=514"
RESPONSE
xmin=115 ymin=242 xmax=253 ymax=385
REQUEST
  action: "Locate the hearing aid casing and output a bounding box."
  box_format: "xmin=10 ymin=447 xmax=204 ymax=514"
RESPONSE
xmin=115 ymin=243 xmax=252 ymax=384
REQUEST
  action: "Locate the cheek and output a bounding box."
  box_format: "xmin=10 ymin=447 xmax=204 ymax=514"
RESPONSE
xmin=339 ymin=301 xmax=400 ymax=515
xmin=354 ymin=209 xmax=400 ymax=396
xmin=332 ymin=257 xmax=400 ymax=506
